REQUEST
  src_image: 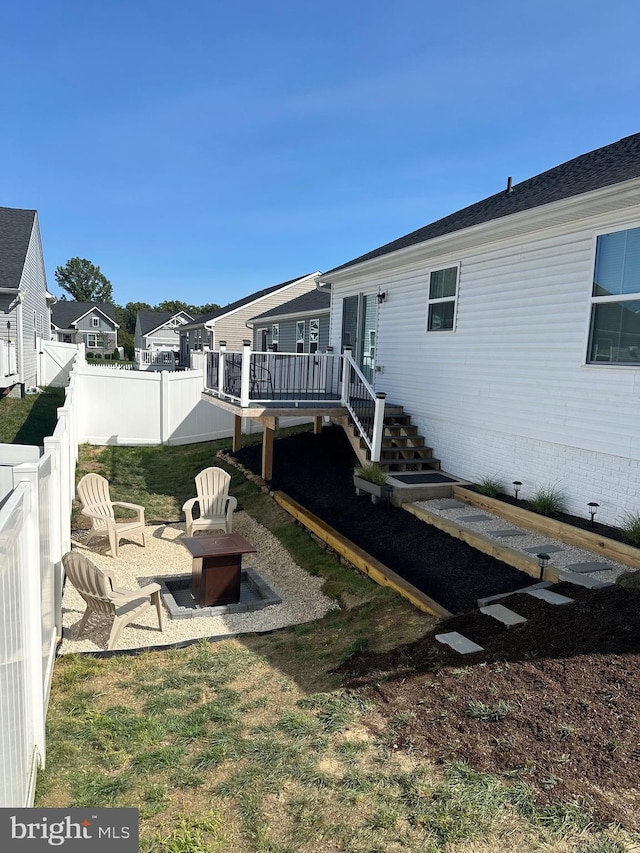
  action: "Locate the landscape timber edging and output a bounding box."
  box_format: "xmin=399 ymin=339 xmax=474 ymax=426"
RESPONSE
xmin=452 ymin=486 xmax=640 ymax=571
xmin=272 ymin=490 xmax=452 ymax=620
xmin=402 ymin=502 xmax=562 ymax=584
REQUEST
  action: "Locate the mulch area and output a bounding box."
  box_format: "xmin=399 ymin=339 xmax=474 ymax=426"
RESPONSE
xmin=232 ymin=425 xmax=640 ymax=829
xmin=232 ymin=425 xmax=532 ymax=614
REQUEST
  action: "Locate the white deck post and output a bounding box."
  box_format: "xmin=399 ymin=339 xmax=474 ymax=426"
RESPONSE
xmin=241 ymin=340 xmax=251 ymax=407
xmin=218 ymin=341 xmax=226 ymax=397
xmin=370 ymin=392 xmax=387 ymax=462
xmin=341 ymin=346 xmax=352 ymax=406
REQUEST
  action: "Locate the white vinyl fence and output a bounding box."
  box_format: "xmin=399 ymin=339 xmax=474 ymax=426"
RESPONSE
xmin=0 ymin=362 xmax=79 ymax=807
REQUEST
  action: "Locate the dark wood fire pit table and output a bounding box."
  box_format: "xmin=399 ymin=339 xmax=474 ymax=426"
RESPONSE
xmin=181 ymin=533 xmax=257 ymax=607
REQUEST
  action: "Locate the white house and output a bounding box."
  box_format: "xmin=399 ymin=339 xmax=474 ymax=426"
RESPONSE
xmin=316 ymin=132 xmax=640 ymax=526
xmin=0 ymin=206 xmax=55 ymax=394
xmin=134 ymin=309 xmax=193 ymax=370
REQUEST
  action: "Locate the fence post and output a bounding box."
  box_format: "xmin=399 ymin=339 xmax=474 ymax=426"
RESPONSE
xmin=160 ymin=371 xmax=170 ymax=445
xmin=11 ymin=466 xmax=46 ymax=772
xmin=43 ymin=435 xmax=64 ymax=638
xmin=241 ymin=340 xmax=251 ymax=407
xmin=370 ymin=392 xmax=387 ymax=463
xmin=341 ymin=347 xmax=352 ymax=406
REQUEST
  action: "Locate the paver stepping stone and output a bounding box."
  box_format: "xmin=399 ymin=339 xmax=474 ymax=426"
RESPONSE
xmin=434 ymin=499 xmax=467 ymax=509
xmin=558 ymin=571 xmax=613 ymax=589
xmin=458 ymin=514 xmax=492 ymax=522
xmin=526 ymin=588 xmax=574 ymax=605
xmin=488 ymin=529 xmax=524 ymax=537
xmin=564 ymin=561 xmax=611 ymax=573
xmin=477 ymin=581 xmax=552 ymax=607
xmin=480 ymin=604 xmax=527 ymax=626
xmin=522 ymin=544 xmax=564 ymax=554
xmin=435 ymin=632 xmax=484 ymax=654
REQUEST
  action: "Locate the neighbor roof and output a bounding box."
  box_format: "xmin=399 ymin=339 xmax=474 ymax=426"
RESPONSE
xmin=51 ymin=301 xmax=117 ymax=328
xmin=181 ymin=274 xmax=313 ymax=330
xmin=248 ymin=288 xmax=330 ymax=324
xmin=136 ymin=310 xmax=194 ymax=336
xmin=323 ymin=132 xmax=640 ymax=276
xmin=0 ymin=206 xmax=37 ymax=290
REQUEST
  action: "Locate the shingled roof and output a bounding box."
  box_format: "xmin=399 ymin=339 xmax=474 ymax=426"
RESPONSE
xmin=136 ymin=310 xmax=193 ymax=336
xmin=323 ymin=132 xmax=640 ymax=275
xmin=248 ymin=287 xmax=330 ymax=323
xmin=51 ymin=302 xmax=117 ymax=328
xmin=0 ymin=206 xmax=37 ymax=289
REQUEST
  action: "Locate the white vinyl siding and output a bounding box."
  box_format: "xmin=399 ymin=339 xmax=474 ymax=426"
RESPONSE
xmin=326 ymin=205 xmax=640 ymax=524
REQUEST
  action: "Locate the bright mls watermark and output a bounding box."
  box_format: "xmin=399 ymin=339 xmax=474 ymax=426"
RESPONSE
xmin=0 ymin=809 xmax=138 ymax=850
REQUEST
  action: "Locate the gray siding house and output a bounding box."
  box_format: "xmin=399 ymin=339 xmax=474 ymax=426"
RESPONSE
xmin=51 ymin=302 xmax=118 ymax=357
xmin=247 ymin=288 xmax=330 ymax=353
xmin=134 ymin=310 xmax=194 ymax=352
xmin=0 ymin=206 xmax=54 ymax=394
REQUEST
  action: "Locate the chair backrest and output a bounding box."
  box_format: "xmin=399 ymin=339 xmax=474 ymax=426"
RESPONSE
xmin=62 ymin=551 xmax=116 ymax=617
xmin=77 ymin=473 xmax=115 ymax=521
xmin=195 ymin=467 xmax=231 ymax=518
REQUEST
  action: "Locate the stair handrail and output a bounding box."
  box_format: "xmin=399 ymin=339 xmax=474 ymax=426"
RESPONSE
xmin=341 ymin=348 xmax=386 ymax=462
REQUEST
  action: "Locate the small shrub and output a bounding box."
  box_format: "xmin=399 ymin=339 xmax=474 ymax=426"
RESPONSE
xmin=354 ymin=462 xmax=388 ymax=485
xmin=619 ymin=511 xmax=640 ymax=545
xmin=529 ymin=486 xmax=567 ymax=516
xmin=476 ymin=476 xmax=503 ymax=497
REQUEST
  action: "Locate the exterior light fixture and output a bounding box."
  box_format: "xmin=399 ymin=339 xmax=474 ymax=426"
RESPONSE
xmin=537 ymin=553 xmax=550 ymax=581
xmin=587 ymin=502 xmax=600 ymax=527
xmin=6 ymin=321 xmax=10 ymax=343
xmin=512 ymin=481 xmax=522 ymax=502
xmin=377 ymin=292 xmax=387 ymax=304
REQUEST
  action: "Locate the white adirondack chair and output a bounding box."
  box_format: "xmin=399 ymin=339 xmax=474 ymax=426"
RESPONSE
xmin=77 ymin=472 xmax=147 ymax=557
xmin=62 ymin=551 xmax=163 ymax=649
xmin=182 ymin=466 xmax=237 ymax=537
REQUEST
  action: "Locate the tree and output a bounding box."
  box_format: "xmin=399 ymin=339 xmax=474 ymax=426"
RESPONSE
xmin=54 ymin=257 xmax=113 ymax=303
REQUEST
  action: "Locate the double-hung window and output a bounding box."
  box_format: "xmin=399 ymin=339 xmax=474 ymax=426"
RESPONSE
xmin=296 ymin=320 xmax=305 ymax=353
xmin=86 ymin=333 xmax=99 ymax=348
xmin=92 ymin=316 xmax=99 ymax=328
xmin=588 ymin=226 xmax=640 ymax=365
xmin=426 ymin=265 xmax=459 ymax=331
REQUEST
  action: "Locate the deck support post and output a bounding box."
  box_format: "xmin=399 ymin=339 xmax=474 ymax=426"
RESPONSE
xmin=313 ymin=416 xmax=323 ymax=434
xmin=232 ymin=414 xmax=242 ymax=452
xmin=259 ymin=416 xmax=278 ymax=482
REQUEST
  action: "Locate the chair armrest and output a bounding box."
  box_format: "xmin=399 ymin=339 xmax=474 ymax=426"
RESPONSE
xmin=181 ymin=497 xmax=199 ymax=522
xmin=226 ymin=496 xmax=238 ymax=518
xmin=112 ymin=501 xmax=145 ymax=521
xmin=112 ymin=582 xmax=161 ymax=605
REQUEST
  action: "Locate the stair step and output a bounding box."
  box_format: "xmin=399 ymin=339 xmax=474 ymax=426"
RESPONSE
xmin=381 ymin=436 xmax=427 ymax=447
xmin=380 ymin=458 xmax=441 ymax=472
xmin=380 ymin=448 xmax=435 ymax=460
xmin=384 ymin=425 xmax=419 ymax=437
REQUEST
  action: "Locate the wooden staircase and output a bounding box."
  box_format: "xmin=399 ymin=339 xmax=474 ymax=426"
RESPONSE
xmin=340 ymin=404 xmax=441 ymax=473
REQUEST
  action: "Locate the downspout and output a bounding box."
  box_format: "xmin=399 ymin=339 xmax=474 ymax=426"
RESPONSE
xmin=16 ymin=294 xmax=24 ymax=389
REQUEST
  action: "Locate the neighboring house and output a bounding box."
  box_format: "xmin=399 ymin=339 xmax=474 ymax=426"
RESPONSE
xmin=0 ymin=206 xmax=55 ymax=394
xmin=51 ymin=302 xmax=118 ymax=357
xmin=247 ymin=287 xmax=330 ymax=353
xmin=179 ymin=272 xmax=321 ymax=364
xmin=134 ymin=310 xmax=194 ymax=351
xmin=315 ymin=132 xmax=640 ymax=523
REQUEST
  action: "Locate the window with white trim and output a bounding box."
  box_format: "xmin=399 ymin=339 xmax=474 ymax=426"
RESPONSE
xmin=588 ymin=226 xmax=640 ymax=364
xmin=271 ymin=324 xmax=279 ymax=352
xmin=86 ymin=333 xmax=99 ymax=348
xmin=296 ymin=320 xmax=305 ymax=353
xmin=426 ymin=265 xmax=459 ymax=331
xmin=92 ymin=316 xmax=99 ymax=328
xmin=309 ymin=318 xmax=319 ymax=354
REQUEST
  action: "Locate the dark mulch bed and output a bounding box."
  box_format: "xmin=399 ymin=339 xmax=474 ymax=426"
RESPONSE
xmin=232 ymin=425 xmax=532 ymax=614
xmin=233 ymin=425 xmax=640 ymax=828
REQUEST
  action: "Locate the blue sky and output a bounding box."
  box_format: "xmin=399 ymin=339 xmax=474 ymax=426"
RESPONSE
xmin=2 ymin=1 xmax=638 ymax=308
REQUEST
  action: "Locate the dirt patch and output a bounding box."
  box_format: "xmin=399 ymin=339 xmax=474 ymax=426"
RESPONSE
xmin=341 ymin=582 xmax=640 ymax=829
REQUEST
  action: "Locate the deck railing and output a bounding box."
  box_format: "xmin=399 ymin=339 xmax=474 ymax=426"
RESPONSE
xmin=204 ymin=343 xmax=385 ymax=462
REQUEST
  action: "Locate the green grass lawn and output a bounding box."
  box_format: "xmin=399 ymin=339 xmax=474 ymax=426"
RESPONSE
xmin=0 ymin=386 xmax=66 ymax=445
xmin=32 ymin=435 xmax=636 ymax=852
